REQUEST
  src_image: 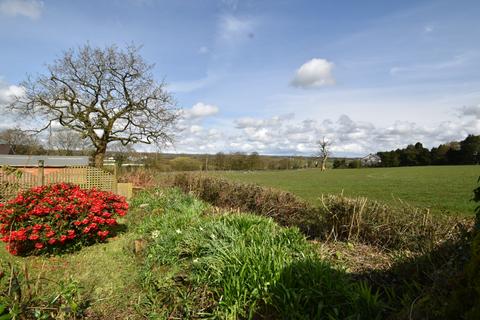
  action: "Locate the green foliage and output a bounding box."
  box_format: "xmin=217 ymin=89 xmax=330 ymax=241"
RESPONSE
xmin=333 ymin=158 xmax=348 ymax=169
xmin=348 ymin=159 xmax=362 ymax=168
xmin=378 ymin=134 xmax=480 ymax=167
xmin=171 ymin=173 xmax=471 ymax=252
xmin=170 ymin=156 xmax=203 ymax=171
xmin=0 ymin=262 xmax=88 ymax=319
xmin=133 ymin=188 xmax=384 ymax=319
xmin=172 ymin=173 xmax=323 ymax=238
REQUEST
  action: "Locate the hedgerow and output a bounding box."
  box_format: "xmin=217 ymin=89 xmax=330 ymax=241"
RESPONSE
xmin=0 ymin=183 xmax=128 ymax=255
xmin=170 ymin=173 xmax=472 ymax=252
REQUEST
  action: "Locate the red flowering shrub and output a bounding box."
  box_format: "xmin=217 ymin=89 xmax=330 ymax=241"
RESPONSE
xmin=0 ymin=183 xmax=128 ymax=255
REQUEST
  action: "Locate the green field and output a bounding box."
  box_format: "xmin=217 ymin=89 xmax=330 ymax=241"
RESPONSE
xmin=212 ymin=165 xmax=479 ymax=216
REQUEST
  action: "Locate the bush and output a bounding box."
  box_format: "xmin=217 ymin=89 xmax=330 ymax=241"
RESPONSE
xmin=0 ymin=183 xmax=128 ymax=255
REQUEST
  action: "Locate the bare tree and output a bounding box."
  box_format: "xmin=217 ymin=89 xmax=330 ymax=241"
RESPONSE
xmin=0 ymin=128 xmax=44 ymax=155
xmin=49 ymin=128 xmax=91 ymax=155
xmin=10 ymin=44 xmax=179 ymax=167
xmin=316 ymin=137 xmax=332 ymax=171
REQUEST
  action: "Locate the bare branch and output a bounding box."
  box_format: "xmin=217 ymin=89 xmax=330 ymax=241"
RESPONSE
xmin=9 ymin=44 xmax=180 ymax=167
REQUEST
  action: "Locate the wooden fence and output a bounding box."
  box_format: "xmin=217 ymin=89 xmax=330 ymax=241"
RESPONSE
xmin=0 ymin=165 xmax=117 ymax=203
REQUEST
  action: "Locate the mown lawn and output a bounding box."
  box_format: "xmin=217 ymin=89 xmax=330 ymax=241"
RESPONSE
xmin=212 ymin=165 xmax=479 ymax=216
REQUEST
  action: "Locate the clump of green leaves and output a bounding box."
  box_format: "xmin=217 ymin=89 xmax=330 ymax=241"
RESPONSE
xmin=0 ymin=262 xmax=88 ymax=319
xmin=133 ymin=188 xmax=384 ymax=319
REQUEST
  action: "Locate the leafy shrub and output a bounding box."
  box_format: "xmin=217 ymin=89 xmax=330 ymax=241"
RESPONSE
xmin=0 ymin=183 xmax=128 ymax=255
xmin=133 ymin=188 xmax=384 ymax=319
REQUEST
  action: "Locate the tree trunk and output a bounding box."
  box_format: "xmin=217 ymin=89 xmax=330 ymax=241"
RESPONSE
xmin=321 ymin=157 xmax=327 ymax=171
xmin=93 ymin=144 xmax=107 ymax=168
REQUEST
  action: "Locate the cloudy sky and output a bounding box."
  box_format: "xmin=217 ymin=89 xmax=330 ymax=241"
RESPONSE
xmin=1 ymin=0 xmax=480 ymax=156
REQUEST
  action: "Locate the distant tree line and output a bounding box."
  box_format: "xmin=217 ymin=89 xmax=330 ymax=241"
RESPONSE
xmin=143 ymin=152 xmax=319 ymax=172
xmin=332 ymin=158 xmax=362 ymax=169
xmin=377 ymin=134 xmax=480 ymax=167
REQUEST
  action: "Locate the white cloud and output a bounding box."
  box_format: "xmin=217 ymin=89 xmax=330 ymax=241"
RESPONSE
xmin=219 ymin=14 xmax=254 ymax=43
xmin=0 ymin=0 xmax=43 ymax=19
xmin=186 ymin=108 xmax=479 ymax=156
xmin=459 ymin=104 xmax=480 ymax=119
xmin=291 ymin=58 xmax=335 ymax=88
xmin=189 ymin=125 xmax=203 ymax=134
xmin=0 ymin=81 xmax=24 ymax=106
xmin=184 ymin=102 xmax=219 ymax=119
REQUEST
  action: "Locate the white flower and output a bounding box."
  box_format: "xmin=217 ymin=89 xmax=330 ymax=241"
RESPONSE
xmin=151 ymin=230 xmax=160 ymax=239
xmin=176 ymin=229 xmax=182 ymax=234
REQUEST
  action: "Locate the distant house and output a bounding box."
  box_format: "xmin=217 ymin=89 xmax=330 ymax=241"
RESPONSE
xmin=0 ymin=144 xmax=13 ymax=155
xmin=361 ymin=154 xmax=381 ymax=167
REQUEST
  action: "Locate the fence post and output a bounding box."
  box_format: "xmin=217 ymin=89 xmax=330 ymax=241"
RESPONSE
xmin=38 ymin=160 xmax=45 ymax=186
xmin=113 ymin=163 xmax=118 ymax=193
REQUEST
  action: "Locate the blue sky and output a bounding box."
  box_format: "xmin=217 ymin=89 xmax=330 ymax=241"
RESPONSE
xmin=1 ymin=0 xmax=480 ymax=155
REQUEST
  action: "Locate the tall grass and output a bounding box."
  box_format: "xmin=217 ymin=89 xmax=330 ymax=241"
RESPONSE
xmin=132 ymin=188 xmax=384 ymax=319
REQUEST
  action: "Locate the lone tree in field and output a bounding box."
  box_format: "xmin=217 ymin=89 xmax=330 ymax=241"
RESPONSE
xmin=316 ymin=137 xmax=331 ymax=171
xmin=10 ymin=44 xmax=179 ymax=167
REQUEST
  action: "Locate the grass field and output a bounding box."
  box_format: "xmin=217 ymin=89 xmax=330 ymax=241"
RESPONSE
xmin=212 ymin=165 xmax=479 ymax=216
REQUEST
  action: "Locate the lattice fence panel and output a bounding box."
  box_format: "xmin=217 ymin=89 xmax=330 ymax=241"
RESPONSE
xmin=0 ymin=168 xmax=38 ymax=203
xmin=1 ymin=166 xmax=116 ymax=203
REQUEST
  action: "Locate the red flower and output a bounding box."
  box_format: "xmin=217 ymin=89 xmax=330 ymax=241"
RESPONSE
xmin=0 ymin=183 xmax=128 ymax=255
xmin=29 ymin=234 xmax=40 ymax=241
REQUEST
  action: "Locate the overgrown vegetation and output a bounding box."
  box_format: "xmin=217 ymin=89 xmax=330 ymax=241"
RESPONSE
xmin=0 ymin=173 xmax=477 ymax=319
xmin=171 ymin=173 xmax=472 ymax=252
xmin=131 ymin=188 xmax=384 ymax=319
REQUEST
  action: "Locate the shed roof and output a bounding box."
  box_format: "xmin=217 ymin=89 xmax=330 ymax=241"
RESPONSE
xmin=0 ymin=155 xmax=90 ymax=167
